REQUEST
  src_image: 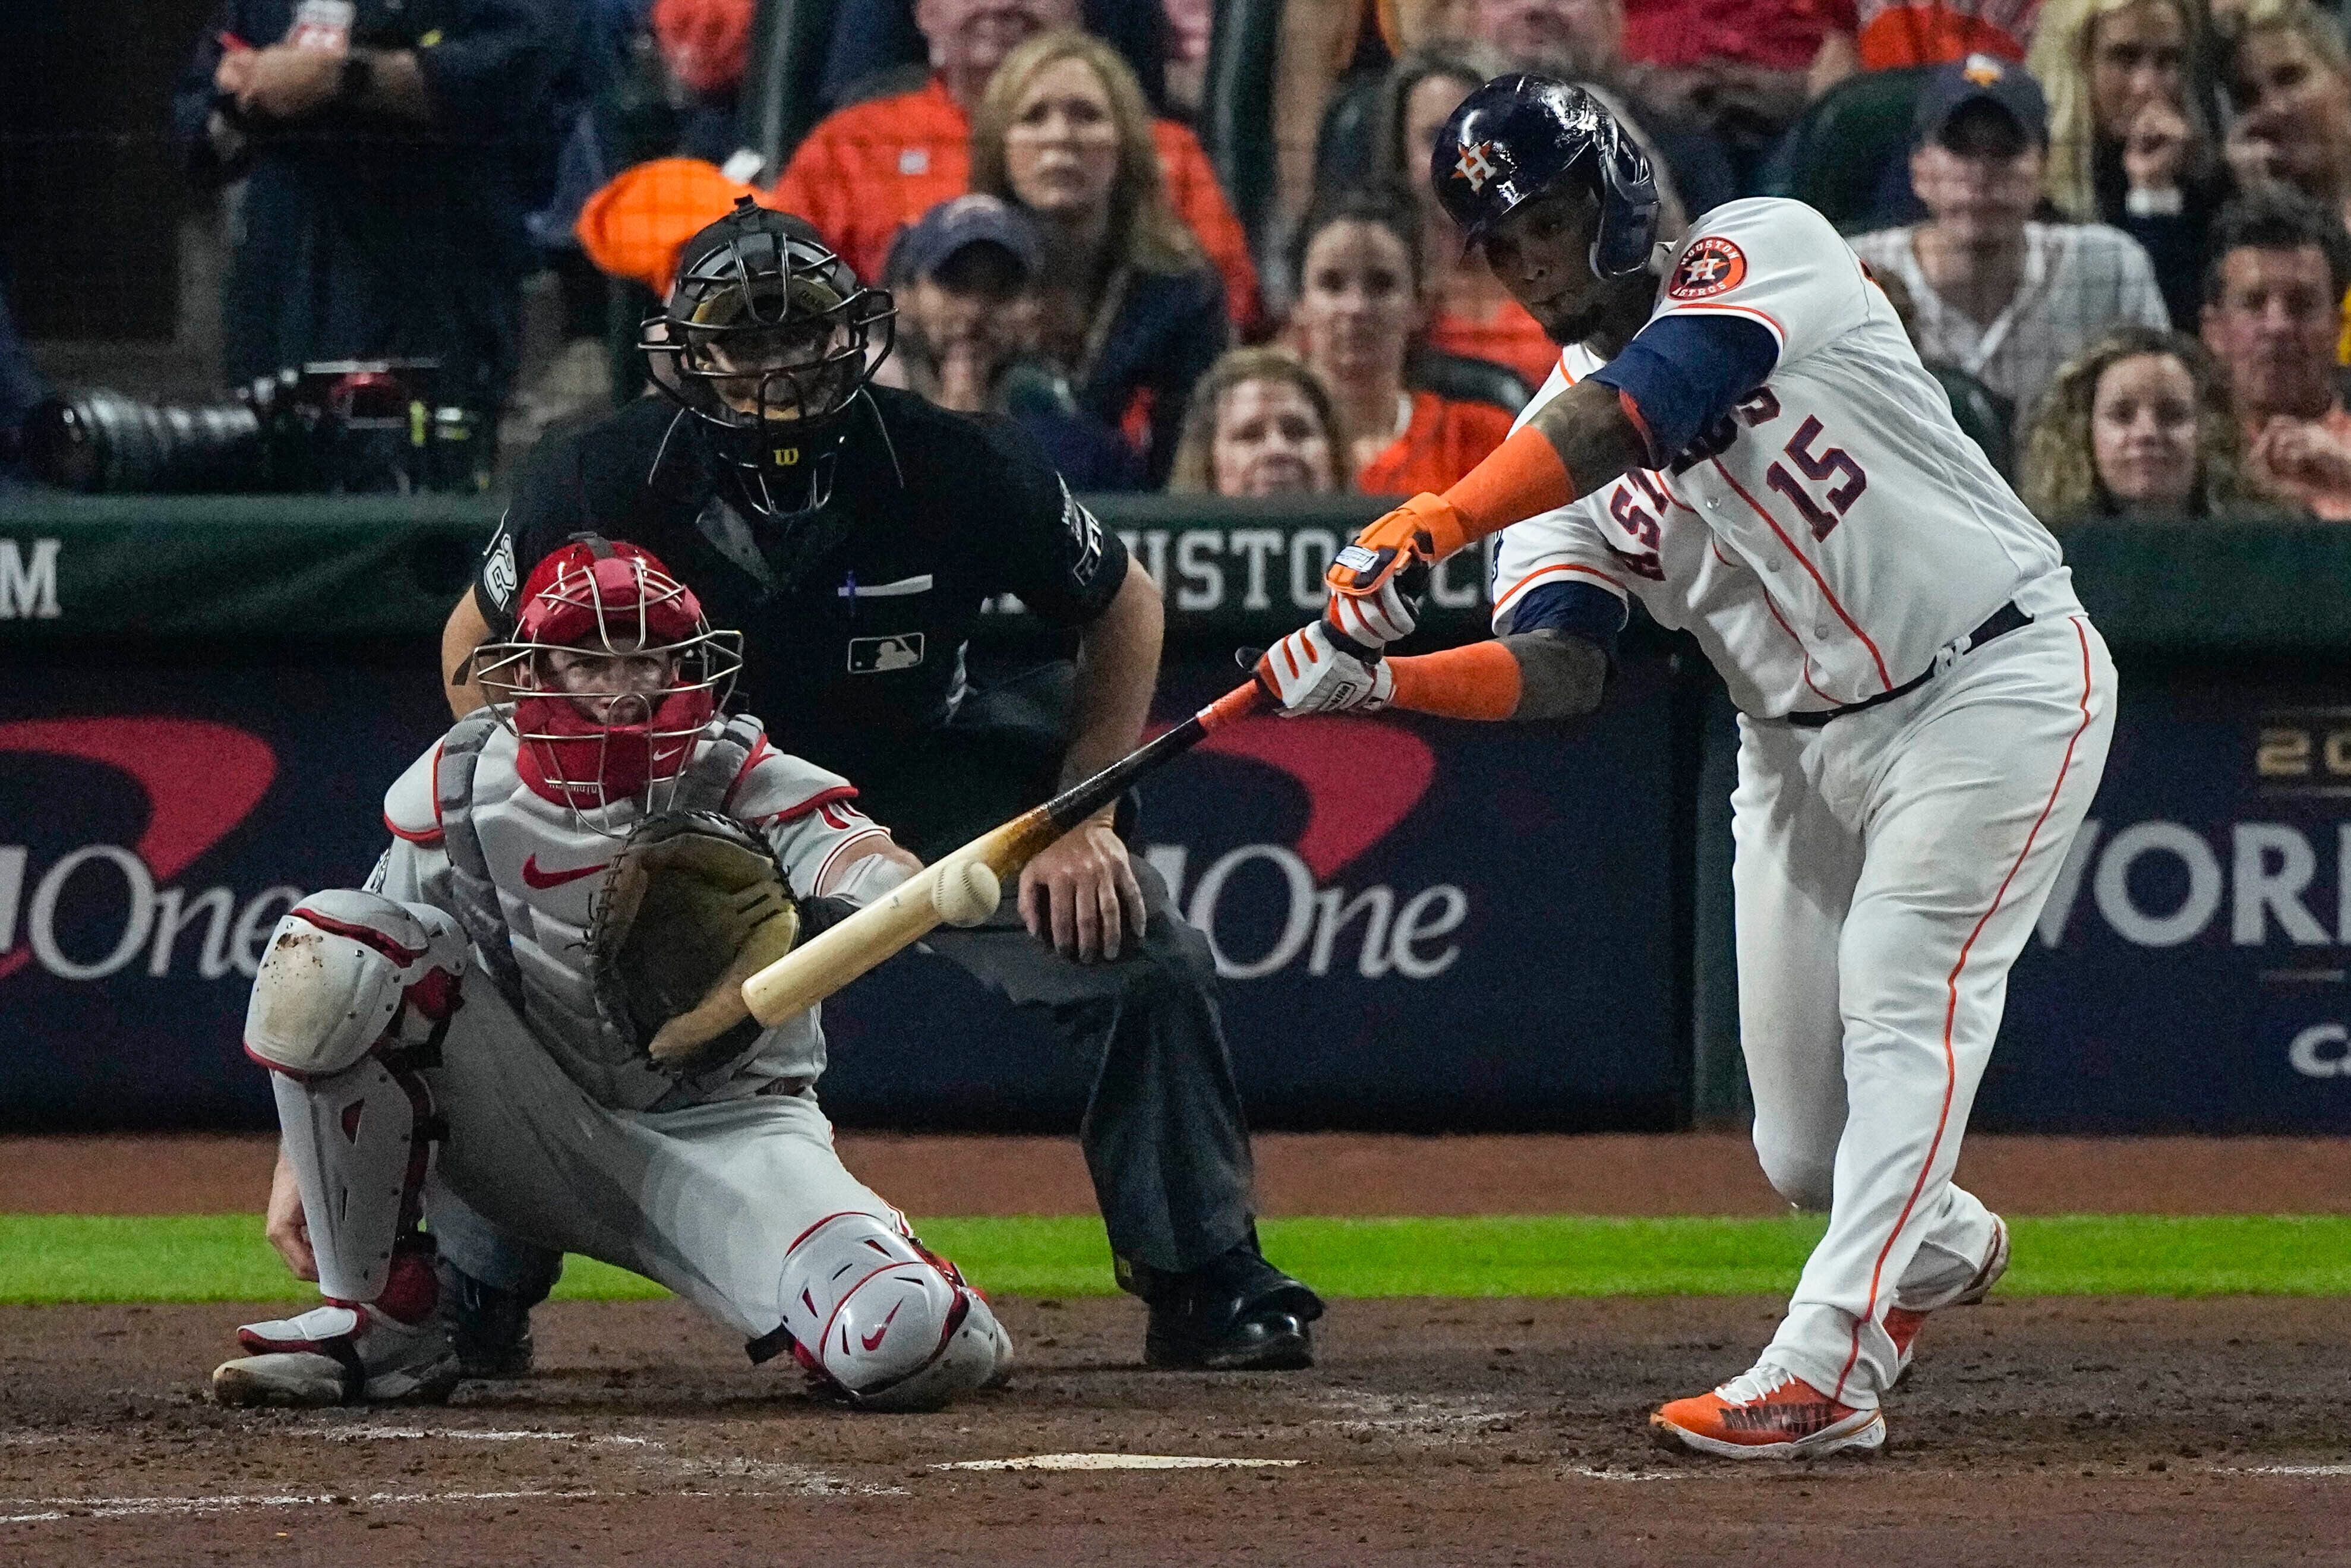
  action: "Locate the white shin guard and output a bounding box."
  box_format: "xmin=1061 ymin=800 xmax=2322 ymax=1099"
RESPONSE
xmin=273 ymin=1058 xmax=435 ymax=1304
xmin=247 ymin=889 xmax=463 ymax=1304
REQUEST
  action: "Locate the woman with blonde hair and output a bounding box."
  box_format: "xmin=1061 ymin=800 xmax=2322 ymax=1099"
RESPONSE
xmin=2021 ymin=323 xmax=2268 ymax=520
xmin=970 ymin=29 xmax=1229 ymax=485
xmin=2028 ymin=0 xmax=2222 ymax=324
xmin=1167 ymin=348 xmax=1349 ymax=497
xmin=2214 ymin=0 xmax=2351 ymax=228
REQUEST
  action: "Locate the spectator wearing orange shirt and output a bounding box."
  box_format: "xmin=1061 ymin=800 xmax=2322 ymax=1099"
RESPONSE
xmin=1372 ymin=42 xmax=1558 ymax=391
xmin=1286 ymin=190 xmax=1514 ymax=496
xmin=970 ymin=29 xmax=1228 ymax=484
xmin=771 ymin=0 xmax=1261 ymax=329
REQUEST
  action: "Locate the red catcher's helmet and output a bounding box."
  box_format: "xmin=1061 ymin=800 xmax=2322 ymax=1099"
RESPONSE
xmin=474 ymin=537 xmax=743 ymax=822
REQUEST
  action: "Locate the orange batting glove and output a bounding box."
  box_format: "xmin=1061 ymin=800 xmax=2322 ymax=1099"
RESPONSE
xmin=1330 ymin=426 xmax=1580 ymax=609
xmin=1345 ymin=493 xmax=1469 ymax=570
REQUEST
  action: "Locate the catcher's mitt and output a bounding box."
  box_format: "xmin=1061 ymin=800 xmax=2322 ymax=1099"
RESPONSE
xmin=590 ymin=811 xmax=801 ymax=1072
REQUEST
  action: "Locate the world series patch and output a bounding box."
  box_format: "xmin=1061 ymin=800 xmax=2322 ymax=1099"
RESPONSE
xmin=1668 ymin=237 xmax=1746 ymax=300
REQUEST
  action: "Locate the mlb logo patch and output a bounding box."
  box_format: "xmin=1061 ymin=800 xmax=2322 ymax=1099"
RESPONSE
xmin=848 ymin=633 xmax=925 ymax=673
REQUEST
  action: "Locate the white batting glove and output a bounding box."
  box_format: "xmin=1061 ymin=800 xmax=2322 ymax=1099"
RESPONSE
xmin=1324 ymin=542 xmax=1421 ymax=648
xmin=1255 ymin=621 xmax=1394 ymax=717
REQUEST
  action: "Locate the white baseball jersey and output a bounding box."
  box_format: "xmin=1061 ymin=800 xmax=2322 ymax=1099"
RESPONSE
xmin=372 ymin=720 xmax=894 ymax=1111
xmin=1490 ymin=197 xmax=2082 ymax=719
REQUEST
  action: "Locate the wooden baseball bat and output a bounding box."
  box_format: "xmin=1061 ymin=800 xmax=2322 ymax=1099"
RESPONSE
xmin=735 ymin=678 xmax=1267 ymax=1028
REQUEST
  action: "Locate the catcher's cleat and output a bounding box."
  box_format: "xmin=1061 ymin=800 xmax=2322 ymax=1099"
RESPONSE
xmin=1137 ymin=1233 xmax=1325 ymax=1372
xmin=1886 ymin=1214 xmax=2010 ymax=1384
xmin=437 ymin=1257 xmax=542 ymax=1380
xmin=1650 ymin=1362 xmax=1885 ymax=1460
xmin=212 ymin=1305 xmax=460 ymax=1408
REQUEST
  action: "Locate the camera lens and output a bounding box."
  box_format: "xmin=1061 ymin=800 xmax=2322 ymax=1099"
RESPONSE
xmin=23 ymin=387 xmax=267 ymax=493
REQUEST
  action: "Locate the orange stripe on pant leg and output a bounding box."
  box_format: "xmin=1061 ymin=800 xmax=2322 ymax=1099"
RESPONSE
xmin=1829 ymin=619 xmax=2098 ymax=1402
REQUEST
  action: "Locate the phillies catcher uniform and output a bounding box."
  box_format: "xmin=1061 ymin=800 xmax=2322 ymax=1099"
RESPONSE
xmin=1264 ymin=78 xmax=2118 ymax=1457
xmin=211 ymin=540 xmax=1011 ymax=1411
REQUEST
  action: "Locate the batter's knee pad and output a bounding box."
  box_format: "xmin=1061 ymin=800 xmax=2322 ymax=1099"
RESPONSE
xmin=776 ymin=1213 xmax=1012 ymax=1412
xmin=244 ymin=890 xmax=467 ymax=1077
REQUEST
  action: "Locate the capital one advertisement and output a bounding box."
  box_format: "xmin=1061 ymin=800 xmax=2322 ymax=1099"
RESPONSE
xmin=1981 ymin=671 xmax=2351 ymax=1132
xmin=0 ymin=655 xmax=1688 ymax=1133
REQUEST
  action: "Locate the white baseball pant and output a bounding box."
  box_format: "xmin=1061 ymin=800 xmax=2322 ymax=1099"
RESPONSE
xmin=421 ymin=980 xmax=905 ymax=1342
xmin=1733 ymin=612 xmax=2116 ymax=1407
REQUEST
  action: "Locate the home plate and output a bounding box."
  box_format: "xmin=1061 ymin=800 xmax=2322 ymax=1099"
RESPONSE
xmin=936 ymin=1453 xmax=1304 ymax=1473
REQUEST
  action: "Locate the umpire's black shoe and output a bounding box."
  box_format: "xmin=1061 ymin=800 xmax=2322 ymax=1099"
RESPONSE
xmin=436 ymin=1259 xmax=539 ymax=1380
xmin=1135 ymin=1233 xmax=1325 ymax=1372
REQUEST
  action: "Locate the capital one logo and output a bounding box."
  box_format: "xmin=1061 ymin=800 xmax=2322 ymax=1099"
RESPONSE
xmin=0 ymin=719 xmax=293 ymax=983
xmin=1148 ymin=715 xmax=1469 ymax=982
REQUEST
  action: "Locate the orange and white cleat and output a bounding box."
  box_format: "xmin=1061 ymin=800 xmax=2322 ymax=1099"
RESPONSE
xmin=1885 ymin=1214 xmax=2010 ymax=1382
xmin=1650 ymin=1362 xmax=1885 ymax=1459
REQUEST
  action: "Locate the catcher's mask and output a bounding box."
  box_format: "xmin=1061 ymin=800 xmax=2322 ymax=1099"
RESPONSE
xmin=641 ymin=197 xmax=895 ymax=515
xmin=474 ymin=536 xmax=743 ymax=829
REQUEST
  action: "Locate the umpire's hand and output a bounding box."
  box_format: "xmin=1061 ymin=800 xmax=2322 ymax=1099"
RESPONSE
xmin=1020 ymin=819 xmax=1148 ymax=963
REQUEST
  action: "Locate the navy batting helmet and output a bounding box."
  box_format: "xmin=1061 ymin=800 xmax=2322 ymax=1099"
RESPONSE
xmin=1432 ymin=76 xmax=1659 ymax=279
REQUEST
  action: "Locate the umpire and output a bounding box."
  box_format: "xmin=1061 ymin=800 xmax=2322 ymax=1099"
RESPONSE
xmin=435 ymin=198 xmax=1322 ymax=1371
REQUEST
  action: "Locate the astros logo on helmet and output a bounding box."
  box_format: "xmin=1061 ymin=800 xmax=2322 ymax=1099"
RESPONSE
xmin=1455 ymin=139 xmax=1499 ymax=191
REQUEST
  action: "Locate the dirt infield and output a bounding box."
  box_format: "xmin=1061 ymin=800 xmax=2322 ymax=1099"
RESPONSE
xmin=17 ymin=1131 xmax=2351 ymax=1215
xmin=2 ymin=1295 xmax=2344 ymax=1566
xmin=7 ymin=1134 xmax=2348 ymax=1563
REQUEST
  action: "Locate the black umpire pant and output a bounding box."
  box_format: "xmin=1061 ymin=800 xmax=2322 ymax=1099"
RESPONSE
xmin=429 ymin=665 xmax=1260 ymax=1300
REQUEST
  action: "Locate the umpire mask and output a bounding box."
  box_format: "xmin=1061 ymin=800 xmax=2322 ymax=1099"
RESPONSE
xmin=642 ymin=198 xmax=896 ymax=515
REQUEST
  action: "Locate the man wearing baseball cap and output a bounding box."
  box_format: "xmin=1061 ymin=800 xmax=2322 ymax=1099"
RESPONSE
xmin=879 ymin=195 xmax=1143 ymax=489
xmin=1851 ymin=53 xmax=2171 ymax=429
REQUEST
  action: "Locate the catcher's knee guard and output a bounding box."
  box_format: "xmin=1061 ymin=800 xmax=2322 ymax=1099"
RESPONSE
xmin=777 ymin=1213 xmax=1012 ymax=1412
xmin=246 ymin=891 xmax=466 ymax=1304
xmin=245 ymin=889 xmax=466 ymax=1076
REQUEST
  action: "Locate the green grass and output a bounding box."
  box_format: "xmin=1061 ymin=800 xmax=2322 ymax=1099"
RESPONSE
xmin=4 ymin=1214 xmax=2349 ymax=1304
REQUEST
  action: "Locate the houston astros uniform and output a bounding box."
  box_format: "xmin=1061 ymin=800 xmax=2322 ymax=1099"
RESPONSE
xmin=1491 ymin=197 xmax=2118 ymax=1407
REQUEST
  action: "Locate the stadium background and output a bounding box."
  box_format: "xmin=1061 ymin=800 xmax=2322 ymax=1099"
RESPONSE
xmin=3 ymin=2 xmax=2349 ymax=1561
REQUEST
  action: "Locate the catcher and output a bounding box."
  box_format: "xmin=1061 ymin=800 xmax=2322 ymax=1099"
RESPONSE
xmin=209 ymin=535 xmax=1012 ymax=1411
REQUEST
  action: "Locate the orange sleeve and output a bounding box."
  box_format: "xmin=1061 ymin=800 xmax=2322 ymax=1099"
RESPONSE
xmin=1155 ymin=121 xmax=1263 ymax=335
xmin=576 ymin=157 xmax=753 ymax=294
xmin=1443 ymin=423 xmax=1574 ymax=541
xmin=1386 ymin=641 xmax=1523 ymax=721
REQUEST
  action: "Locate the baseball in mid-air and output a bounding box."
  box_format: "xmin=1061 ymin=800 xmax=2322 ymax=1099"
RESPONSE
xmin=931 ymin=860 xmax=1001 ymax=927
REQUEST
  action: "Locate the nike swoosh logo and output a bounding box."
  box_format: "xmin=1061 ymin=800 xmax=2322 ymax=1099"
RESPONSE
xmin=520 ymin=854 xmax=608 ymax=889
xmin=860 ymin=1301 xmax=905 ymax=1353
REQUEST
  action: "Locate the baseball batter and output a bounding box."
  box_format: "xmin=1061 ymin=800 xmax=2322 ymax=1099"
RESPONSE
xmin=1258 ymin=77 xmax=2115 ymax=1457
xmin=210 ymin=537 xmax=1012 ymax=1411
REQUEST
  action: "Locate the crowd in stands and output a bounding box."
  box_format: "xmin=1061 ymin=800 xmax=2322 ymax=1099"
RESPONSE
xmin=12 ymin=0 xmax=2351 ymax=527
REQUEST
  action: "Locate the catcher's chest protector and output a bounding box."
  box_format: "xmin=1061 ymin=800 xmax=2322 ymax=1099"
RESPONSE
xmin=435 ymin=712 xmax=774 ymax=1108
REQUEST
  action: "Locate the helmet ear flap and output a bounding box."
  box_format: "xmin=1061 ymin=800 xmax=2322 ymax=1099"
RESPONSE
xmin=1589 ymin=122 xmax=1660 ymax=279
